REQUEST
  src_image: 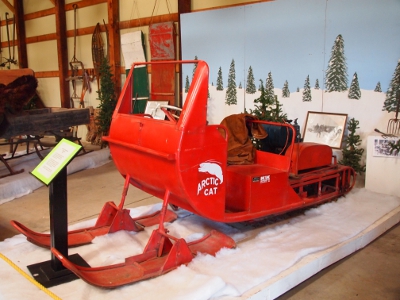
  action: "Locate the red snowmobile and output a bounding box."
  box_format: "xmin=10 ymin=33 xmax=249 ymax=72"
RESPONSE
xmin=12 ymin=60 xmax=355 ymax=288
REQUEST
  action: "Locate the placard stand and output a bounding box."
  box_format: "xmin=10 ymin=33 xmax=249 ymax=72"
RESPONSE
xmin=27 ymin=139 xmax=89 ymax=287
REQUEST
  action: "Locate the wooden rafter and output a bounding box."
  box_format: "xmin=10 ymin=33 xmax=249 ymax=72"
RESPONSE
xmin=0 ymin=13 xmax=178 ymax=50
xmin=119 ymin=13 xmax=178 ymax=30
xmin=1 ymin=0 xmax=14 ymax=14
xmin=24 ymin=0 xmax=106 ymax=21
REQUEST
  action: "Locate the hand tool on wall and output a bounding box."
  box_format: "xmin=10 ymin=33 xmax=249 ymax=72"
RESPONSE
xmin=69 ymin=4 xmax=85 ymax=106
xmin=1 ymin=13 xmax=18 ymax=68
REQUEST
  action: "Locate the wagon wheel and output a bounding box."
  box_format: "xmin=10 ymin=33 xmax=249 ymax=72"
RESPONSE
xmin=160 ymin=105 xmax=182 ymax=123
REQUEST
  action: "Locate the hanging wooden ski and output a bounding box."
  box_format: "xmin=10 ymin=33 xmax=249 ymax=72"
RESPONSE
xmin=91 ymin=23 xmax=104 ymax=90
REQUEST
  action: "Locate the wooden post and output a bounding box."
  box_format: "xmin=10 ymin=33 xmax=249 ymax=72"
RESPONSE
xmin=49 ymin=167 xmax=68 ymax=270
xmin=27 ymin=163 xmax=89 ymax=288
xmin=178 ymin=0 xmax=191 ymax=107
xmin=107 ymin=0 xmax=121 ymax=96
xmin=54 ymin=0 xmax=70 ymax=108
xmin=14 ymin=0 xmax=28 ymax=68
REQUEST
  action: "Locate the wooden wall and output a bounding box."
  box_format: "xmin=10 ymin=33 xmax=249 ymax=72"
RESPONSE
xmin=0 ymin=0 xmax=271 ymax=108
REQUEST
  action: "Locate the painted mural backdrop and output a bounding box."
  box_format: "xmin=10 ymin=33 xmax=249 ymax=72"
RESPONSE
xmin=181 ymin=0 xmax=400 ymax=149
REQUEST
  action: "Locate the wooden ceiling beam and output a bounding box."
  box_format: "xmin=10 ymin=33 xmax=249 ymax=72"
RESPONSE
xmin=119 ymin=13 xmax=178 ymax=30
xmin=24 ymin=0 xmax=106 ymax=21
xmin=9 ymin=13 xmax=178 ymax=47
xmin=1 ymin=0 xmax=14 ymax=14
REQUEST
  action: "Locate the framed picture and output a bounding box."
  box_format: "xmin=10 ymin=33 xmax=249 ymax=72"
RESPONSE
xmin=373 ymin=137 xmax=400 ymax=157
xmin=303 ymin=111 xmax=347 ymax=149
xmin=144 ymin=101 xmax=169 ymax=120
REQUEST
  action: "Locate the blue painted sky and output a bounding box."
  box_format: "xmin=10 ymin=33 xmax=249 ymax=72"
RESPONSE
xmin=181 ymin=0 xmax=400 ymax=92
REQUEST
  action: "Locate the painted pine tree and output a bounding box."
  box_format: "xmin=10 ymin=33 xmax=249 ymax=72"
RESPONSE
xmin=184 ymin=75 xmax=190 ymax=93
xmin=246 ymin=66 xmax=256 ymax=94
xmin=302 ymin=75 xmax=312 ymax=102
xmin=282 ymin=80 xmax=290 ymax=98
xmin=315 ymin=79 xmax=320 ymax=89
xmin=265 ymin=72 xmax=275 ymax=101
xmin=348 ymin=72 xmax=361 ymax=99
xmin=374 ymin=82 xmax=382 ymax=92
xmin=273 ymin=100 xmax=286 ymax=123
xmin=339 ymin=118 xmax=366 ymax=174
xmin=251 ymin=80 xmax=272 ymax=120
xmin=250 ymin=79 xmax=286 ymax=122
xmin=216 ymin=67 xmax=224 ymax=91
xmin=325 ymin=34 xmax=348 ymax=92
xmin=96 ymin=57 xmax=116 ymax=140
xmin=383 ymin=60 xmax=400 ymax=113
xmin=225 ymin=59 xmax=237 ymax=105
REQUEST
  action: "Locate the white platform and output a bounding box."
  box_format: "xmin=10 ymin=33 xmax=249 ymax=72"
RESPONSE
xmin=237 ymin=204 xmax=400 ymax=300
xmin=0 ymin=188 xmax=399 ymax=300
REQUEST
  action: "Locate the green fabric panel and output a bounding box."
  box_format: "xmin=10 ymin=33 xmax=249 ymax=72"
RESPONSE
xmin=131 ymin=67 xmax=149 ymax=113
xmin=126 ymin=31 xmax=149 ymax=114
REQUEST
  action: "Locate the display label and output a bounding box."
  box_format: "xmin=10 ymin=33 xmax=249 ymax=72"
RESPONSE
xmin=31 ymin=139 xmax=81 ymax=185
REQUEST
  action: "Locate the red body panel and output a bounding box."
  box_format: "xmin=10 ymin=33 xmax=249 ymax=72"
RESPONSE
xmin=287 ymin=142 xmax=333 ymax=175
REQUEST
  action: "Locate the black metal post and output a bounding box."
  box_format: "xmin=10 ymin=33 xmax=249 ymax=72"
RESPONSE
xmin=49 ymin=166 xmax=68 ymax=271
xmin=27 ymin=164 xmax=89 ymax=287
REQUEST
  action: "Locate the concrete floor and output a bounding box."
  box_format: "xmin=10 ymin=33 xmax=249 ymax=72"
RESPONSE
xmin=0 ymin=142 xmax=399 ymax=299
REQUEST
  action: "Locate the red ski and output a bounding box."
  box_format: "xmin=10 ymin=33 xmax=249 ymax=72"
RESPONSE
xmin=11 ymin=174 xmax=178 ymax=248
xmin=11 ymin=204 xmax=177 ymax=248
xmin=51 ymin=229 xmax=235 ymax=288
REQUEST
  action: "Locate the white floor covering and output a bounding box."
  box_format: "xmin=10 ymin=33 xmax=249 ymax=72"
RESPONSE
xmin=0 ymin=148 xmax=111 ymax=204
xmin=0 ymin=187 xmax=399 ymax=300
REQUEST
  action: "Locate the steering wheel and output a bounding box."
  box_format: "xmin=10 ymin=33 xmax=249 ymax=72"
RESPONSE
xmin=160 ymin=104 xmax=182 ymax=123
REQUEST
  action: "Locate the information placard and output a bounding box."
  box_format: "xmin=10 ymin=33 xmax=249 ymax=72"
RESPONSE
xmin=31 ymin=139 xmax=81 ymax=185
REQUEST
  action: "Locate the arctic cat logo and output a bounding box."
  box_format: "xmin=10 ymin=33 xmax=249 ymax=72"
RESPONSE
xmin=197 ymin=161 xmax=223 ymax=196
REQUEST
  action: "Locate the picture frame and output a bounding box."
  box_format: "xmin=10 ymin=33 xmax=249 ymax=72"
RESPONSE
xmin=373 ymin=137 xmax=400 ymax=157
xmin=144 ymin=100 xmax=169 ymax=120
xmin=303 ymin=111 xmax=348 ymax=149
